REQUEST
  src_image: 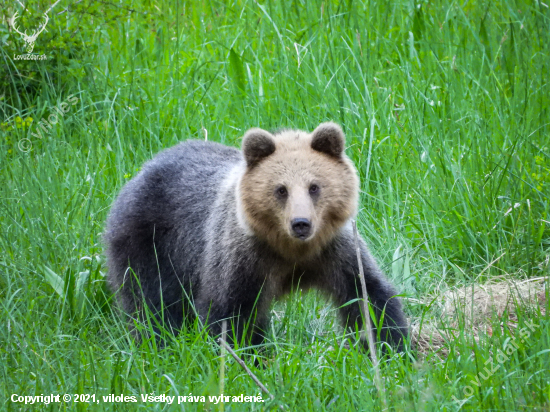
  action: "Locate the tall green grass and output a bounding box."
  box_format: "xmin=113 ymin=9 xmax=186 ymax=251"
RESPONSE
xmin=1 ymin=0 xmax=549 ymax=410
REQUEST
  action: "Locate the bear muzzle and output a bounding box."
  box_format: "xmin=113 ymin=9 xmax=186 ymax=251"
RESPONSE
xmin=291 ymin=218 xmax=312 ymax=240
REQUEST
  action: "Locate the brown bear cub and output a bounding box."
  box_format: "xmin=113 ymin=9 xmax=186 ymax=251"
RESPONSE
xmin=105 ymin=122 xmax=408 ymax=351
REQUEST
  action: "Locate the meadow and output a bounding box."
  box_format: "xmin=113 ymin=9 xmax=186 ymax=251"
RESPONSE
xmin=1 ymin=0 xmax=549 ymax=410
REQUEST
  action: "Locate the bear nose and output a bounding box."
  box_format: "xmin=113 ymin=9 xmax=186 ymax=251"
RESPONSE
xmin=291 ymin=218 xmax=311 ymax=239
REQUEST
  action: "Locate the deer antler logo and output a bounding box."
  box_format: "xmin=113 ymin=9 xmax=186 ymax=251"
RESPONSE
xmin=10 ymin=11 xmax=49 ymax=54
xmin=9 ymin=0 xmax=61 ymax=54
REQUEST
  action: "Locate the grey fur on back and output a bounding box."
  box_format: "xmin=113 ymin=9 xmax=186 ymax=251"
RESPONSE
xmin=105 ymin=138 xmax=408 ymax=350
xmin=105 ymin=140 xmax=241 ymax=329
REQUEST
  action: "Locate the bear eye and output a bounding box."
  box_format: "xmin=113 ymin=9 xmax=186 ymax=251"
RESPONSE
xmin=309 ymin=184 xmax=319 ymax=195
xmin=276 ymin=186 xmax=288 ymax=197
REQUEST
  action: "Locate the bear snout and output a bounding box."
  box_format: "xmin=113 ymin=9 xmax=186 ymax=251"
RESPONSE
xmin=291 ymin=218 xmax=312 ymax=240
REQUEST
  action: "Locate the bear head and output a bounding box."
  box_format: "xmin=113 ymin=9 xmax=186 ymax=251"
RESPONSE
xmin=239 ymin=122 xmax=359 ymax=261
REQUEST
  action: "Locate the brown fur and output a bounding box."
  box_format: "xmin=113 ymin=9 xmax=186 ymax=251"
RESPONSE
xmin=105 ymin=122 xmax=408 ymax=351
xmin=240 ymin=123 xmax=359 ymax=261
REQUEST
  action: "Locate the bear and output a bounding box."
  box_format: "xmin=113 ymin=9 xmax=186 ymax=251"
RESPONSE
xmin=104 ymin=122 xmax=408 ymax=351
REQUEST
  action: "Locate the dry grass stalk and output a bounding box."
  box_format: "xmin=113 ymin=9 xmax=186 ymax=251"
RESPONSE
xmin=352 ymin=220 xmax=386 ymax=409
xmin=411 ymin=278 xmax=547 ymax=356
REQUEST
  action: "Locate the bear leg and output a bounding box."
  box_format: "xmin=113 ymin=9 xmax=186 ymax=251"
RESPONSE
xmin=320 ymin=236 xmax=408 ymax=352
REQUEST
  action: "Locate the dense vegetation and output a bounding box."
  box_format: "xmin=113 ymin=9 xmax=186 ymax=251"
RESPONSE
xmin=1 ymin=0 xmax=548 ymax=410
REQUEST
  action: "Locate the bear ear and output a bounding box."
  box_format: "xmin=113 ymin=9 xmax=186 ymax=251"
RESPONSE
xmin=242 ymin=128 xmax=276 ymax=167
xmin=311 ymin=122 xmax=345 ymax=158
